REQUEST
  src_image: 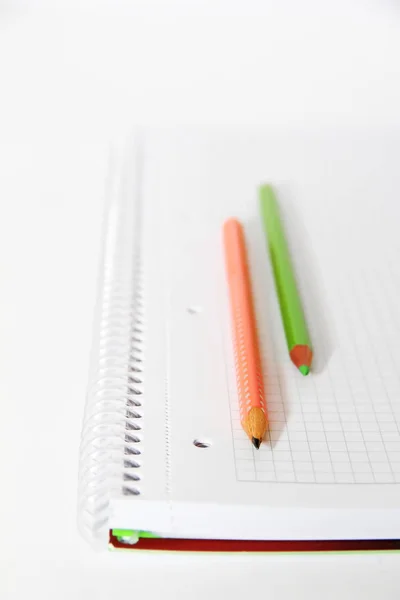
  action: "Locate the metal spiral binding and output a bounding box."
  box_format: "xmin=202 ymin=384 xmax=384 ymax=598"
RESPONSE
xmin=123 ymin=257 xmax=145 ymax=497
xmin=78 ymin=141 xmax=144 ymax=546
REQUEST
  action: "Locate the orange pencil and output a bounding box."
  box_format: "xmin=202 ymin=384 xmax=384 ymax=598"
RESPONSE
xmin=223 ymin=218 xmax=268 ymax=449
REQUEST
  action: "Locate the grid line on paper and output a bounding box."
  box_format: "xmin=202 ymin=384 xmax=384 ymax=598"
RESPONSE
xmin=367 ymin=266 xmax=400 ymax=432
xmin=304 ymin=358 xmax=336 ymax=484
xmin=358 ymin=265 xmax=400 ymax=477
xmin=340 ymin=269 xmax=396 ymax=482
xmin=326 ymin=297 xmax=377 ymax=484
xmin=289 ymin=364 xmax=317 ymax=484
xmin=272 ymin=367 xmax=298 ymax=484
xmin=259 ymin=306 xmax=295 ymax=484
xmin=321 ymin=287 xmax=370 ymax=484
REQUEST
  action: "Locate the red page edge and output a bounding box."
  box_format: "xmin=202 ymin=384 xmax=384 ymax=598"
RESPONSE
xmin=109 ymin=531 xmax=400 ymax=553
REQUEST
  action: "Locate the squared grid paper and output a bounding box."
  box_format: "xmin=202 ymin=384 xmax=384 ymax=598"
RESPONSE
xmin=226 ymin=252 xmax=400 ymax=485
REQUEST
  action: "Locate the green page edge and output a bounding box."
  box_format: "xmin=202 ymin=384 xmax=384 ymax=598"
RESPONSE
xmin=112 ymin=528 xmax=159 ymax=542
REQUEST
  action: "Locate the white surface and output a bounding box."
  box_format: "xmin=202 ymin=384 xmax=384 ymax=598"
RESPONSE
xmin=2 ymin=2 xmax=400 ymax=599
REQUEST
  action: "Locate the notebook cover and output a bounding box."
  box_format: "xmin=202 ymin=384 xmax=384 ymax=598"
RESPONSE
xmin=79 ymin=130 xmax=400 ymax=549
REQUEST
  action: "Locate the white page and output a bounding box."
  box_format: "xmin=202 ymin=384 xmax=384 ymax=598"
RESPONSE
xmin=105 ymin=129 xmax=400 ymax=539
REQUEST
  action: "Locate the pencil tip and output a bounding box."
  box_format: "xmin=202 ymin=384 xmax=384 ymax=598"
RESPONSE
xmin=299 ymin=365 xmax=310 ymax=376
xmin=252 ymin=437 xmax=261 ymax=449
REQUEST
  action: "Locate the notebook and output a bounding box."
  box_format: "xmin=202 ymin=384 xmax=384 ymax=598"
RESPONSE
xmin=78 ymin=128 xmax=400 ymax=551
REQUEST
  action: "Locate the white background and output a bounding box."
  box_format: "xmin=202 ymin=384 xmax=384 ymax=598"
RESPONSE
xmin=1 ymin=1 xmax=400 ymax=598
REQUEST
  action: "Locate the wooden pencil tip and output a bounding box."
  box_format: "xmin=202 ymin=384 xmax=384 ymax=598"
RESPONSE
xmin=252 ymin=437 xmax=261 ymax=450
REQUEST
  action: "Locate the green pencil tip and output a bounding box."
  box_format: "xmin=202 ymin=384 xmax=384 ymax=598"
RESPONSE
xmin=299 ymin=365 xmax=310 ymax=376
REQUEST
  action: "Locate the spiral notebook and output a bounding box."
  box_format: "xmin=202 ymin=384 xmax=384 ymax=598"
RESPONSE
xmin=78 ymin=128 xmax=400 ymax=551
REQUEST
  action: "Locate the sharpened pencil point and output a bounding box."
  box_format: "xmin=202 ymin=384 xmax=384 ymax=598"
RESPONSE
xmin=252 ymin=437 xmax=261 ymax=449
xmin=299 ymin=365 xmax=310 ymax=376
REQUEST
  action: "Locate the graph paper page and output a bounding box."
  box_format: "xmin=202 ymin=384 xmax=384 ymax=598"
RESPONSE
xmin=146 ymin=127 xmax=400 ymax=477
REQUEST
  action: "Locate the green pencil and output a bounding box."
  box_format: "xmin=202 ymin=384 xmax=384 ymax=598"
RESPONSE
xmin=259 ymin=184 xmax=312 ymax=375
